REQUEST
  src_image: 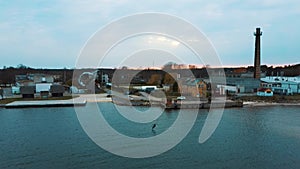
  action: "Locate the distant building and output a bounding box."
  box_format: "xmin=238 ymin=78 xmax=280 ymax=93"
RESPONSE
xmin=15 ymin=80 xmax=34 ymax=87
xmin=172 ymin=64 xmax=189 ymax=69
xmin=257 ymin=88 xmax=273 ymax=96
xmin=203 ymin=77 xmax=260 ymax=94
xmin=226 ymin=77 xmax=261 ymax=93
xmin=180 ymin=78 xmax=207 ymax=97
xmin=12 ymin=86 xmax=20 ymax=94
xmin=170 ymin=73 xmax=180 ymax=80
xmin=260 ymin=76 xmax=300 ymax=95
xmin=20 ymin=86 xmax=35 ymax=98
xmin=163 ymin=63 xmax=189 ymax=70
xmin=188 ymin=65 xmax=197 ymax=69
xmin=101 ymin=74 xmax=109 ymax=83
xmin=15 ymin=74 xmax=62 ymax=98
xmin=132 ymin=85 xmax=158 ymax=93
xmin=32 ymin=74 xmax=54 ymax=83
xmin=36 ymin=83 xmax=52 ymax=93
xmin=15 ymin=74 xmax=54 ymax=86
xmin=50 ymin=85 xmax=65 ymax=97
xmin=15 ymin=75 xmax=28 ymax=82
xmin=216 ymin=85 xmax=238 ymax=95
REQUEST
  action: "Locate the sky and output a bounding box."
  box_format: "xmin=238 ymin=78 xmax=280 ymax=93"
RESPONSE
xmin=0 ymin=0 xmax=299 ymax=69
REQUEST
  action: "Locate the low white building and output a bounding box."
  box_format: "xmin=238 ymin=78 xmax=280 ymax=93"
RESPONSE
xmin=36 ymin=83 xmax=52 ymax=93
xmin=11 ymin=86 xmax=20 ymax=94
xmin=257 ymin=88 xmax=273 ymax=97
xmin=133 ymin=85 xmax=157 ymax=91
xmin=216 ymin=85 xmax=238 ymax=95
xmin=260 ymin=76 xmax=300 ymax=95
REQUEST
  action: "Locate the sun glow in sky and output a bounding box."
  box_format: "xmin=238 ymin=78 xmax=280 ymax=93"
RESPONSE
xmin=0 ymin=0 xmax=299 ymax=68
xmin=99 ymin=35 xmax=195 ymax=68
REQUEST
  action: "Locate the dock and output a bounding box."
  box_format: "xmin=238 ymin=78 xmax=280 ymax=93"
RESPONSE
xmin=2 ymin=94 xmax=114 ymax=108
xmin=164 ymin=100 xmax=243 ymax=109
xmin=5 ymin=97 xmax=87 ymax=108
xmin=2 ymin=93 xmax=243 ymax=109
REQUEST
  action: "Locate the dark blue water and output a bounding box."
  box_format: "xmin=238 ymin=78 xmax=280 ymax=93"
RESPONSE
xmin=0 ymin=103 xmax=299 ymax=169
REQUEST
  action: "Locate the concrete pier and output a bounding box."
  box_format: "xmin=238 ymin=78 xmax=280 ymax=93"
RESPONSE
xmin=164 ymin=100 xmax=243 ymax=109
xmin=3 ymin=94 xmax=113 ymax=108
xmin=5 ymin=98 xmax=87 ymax=108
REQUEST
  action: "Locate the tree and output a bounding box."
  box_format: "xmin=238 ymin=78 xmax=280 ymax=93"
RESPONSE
xmin=65 ymin=79 xmax=73 ymax=86
xmin=162 ymin=62 xmax=177 ymax=70
xmin=147 ymin=74 xmax=161 ymax=85
xmin=17 ymin=64 xmax=28 ymax=69
xmin=0 ymin=88 xmax=3 ymax=100
xmin=163 ymin=73 xmax=175 ymax=85
xmin=173 ymin=82 xmax=179 ymax=93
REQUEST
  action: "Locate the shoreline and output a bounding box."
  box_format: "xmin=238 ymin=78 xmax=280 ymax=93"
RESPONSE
xmin=1 ymin=94 xmax=299 ymax=108
xmin=243 ymin=101 xmax=300 ymax=107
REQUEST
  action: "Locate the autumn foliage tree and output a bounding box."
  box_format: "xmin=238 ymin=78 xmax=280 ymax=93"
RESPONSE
xmin=163 ymin=73 xmax=175 ymax=85
xmin=147 ymin=74 xmax=162 ymax=85
xmin=163 ymin=73 xmax=179 ymax=93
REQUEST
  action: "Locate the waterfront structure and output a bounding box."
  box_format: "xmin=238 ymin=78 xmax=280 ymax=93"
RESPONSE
xmin=226 ymin=77 xmax=260 ymax=93
xmin=15 ymin=74 xmax=55 ymax=86
xmin=260 ymin=76 xmax=300 ymax=95
xmin=36 ymin=83 xmax=52 ymax=93
xmin=32 ymin=74 xmax=54 ymax=83
xmin=254 ymin=27 xmax=262 ymax=79
xmin=15 ymin=79 xmax=35 ymax=87
xmin=11 ymin=86 xmax=20 ymax=94
xmin=257 ymin=88 xmax=273 ymax=96
xmin=132 ymin=85 xmax=158 ymax=93
xmin=211 ymin=28 xmax=263 ymax=94
xmin=180 ymin=78 xmax=207 ymax=97
xmin=20 ymin=86 xmax=35 ymax=98
xmin=50 ymin=85 xmax=65 ymax=97
xmin=15 ymin=73 xmax=65 ymax=98
xmin=101 ymin=74 xmax=109 ymax=83
xmin=203 ymin=76 xmax=260 ymax=94
xmin=216 ymin=85 xmax=238 ymax=95
xmin=15 ymin=74 xmax=54 ymax=85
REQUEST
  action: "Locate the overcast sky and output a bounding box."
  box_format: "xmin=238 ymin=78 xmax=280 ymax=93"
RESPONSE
xmin=0 ymin=0 xmax=299 ymax=68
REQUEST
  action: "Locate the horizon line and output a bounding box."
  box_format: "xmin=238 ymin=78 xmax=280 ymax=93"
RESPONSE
xmin=0 ymin=63 xmax=299 ymax=70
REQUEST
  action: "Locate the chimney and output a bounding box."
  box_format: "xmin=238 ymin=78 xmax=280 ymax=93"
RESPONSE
xmin=254 ymin=28 xmax=262 ymax=79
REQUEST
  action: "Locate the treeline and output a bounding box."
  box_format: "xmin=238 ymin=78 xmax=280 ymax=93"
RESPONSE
xmin=0 ymin=67 xmax=73 ymax=84
xmin=0 ymin=64 xmax=299 ymax=84
xmin=246 ymin=64 xmax=300 ymax=76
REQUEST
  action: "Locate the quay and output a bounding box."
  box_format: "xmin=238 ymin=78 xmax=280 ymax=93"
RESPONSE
xmin=163 ymin=100 xmax=243 ymax=109
xmin=112 ymin=94 xmax=243 ymax=109
xmin=5 ymin=98 xmax=87 ymax=108
xmin=2 ymin=92 xmax=243 ymax=109
xmin=3 ymin=94 xmax=112 ymax=108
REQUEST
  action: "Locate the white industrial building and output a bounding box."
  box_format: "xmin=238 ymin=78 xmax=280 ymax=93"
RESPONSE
xmin=216 ymin=85 xmax=238 ymax=95
xmin=260 ymin=76 xmax=300 ymax=95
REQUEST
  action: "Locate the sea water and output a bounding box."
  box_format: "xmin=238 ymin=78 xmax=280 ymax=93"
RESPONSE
xmin=0 ymin=103 xmax=299 ymax=169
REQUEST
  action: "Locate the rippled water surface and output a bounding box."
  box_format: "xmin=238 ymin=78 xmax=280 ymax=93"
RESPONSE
xmin=0 ymin=103 xmax=299 ymax=169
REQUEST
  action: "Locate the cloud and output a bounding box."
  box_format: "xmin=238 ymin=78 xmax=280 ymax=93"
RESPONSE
xmin=0 ymin=0 xmax=299 ymax=68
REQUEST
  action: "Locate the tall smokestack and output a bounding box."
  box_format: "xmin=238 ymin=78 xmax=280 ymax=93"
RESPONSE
xmin=254 ymin=27 xmax=262 ymax=79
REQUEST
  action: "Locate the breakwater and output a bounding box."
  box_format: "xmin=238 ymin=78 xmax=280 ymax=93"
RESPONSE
xmin=112 ymin=96 xmax=243 ymax=109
